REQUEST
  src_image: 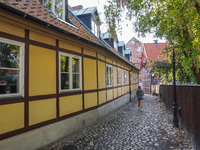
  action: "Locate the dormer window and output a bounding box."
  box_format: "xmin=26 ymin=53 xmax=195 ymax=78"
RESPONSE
xmin=42 ymin=0 xmax=67 ymax=21
xmin=91 ymin=19 xmax=99 ymax=38
xmin=114 ymin=39 xmax=118 ymax=51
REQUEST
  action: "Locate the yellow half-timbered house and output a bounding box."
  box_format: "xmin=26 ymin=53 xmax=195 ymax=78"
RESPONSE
xmin=0 ymin=0 xmax=139 ymax=149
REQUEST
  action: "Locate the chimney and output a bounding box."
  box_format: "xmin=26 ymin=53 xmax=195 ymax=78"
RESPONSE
xmin=72 ymin=5 xmax=83 ymax=11
xmin=154 ymin=40 xmax=158 ymax=45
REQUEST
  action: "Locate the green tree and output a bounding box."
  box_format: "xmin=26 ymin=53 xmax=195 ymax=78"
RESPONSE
xmin=104 ymin=0 xmax=200 ymax=83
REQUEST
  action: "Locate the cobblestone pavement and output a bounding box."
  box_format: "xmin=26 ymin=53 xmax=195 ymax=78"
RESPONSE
xmin=41 ymin=95 xmax=194 ymax=150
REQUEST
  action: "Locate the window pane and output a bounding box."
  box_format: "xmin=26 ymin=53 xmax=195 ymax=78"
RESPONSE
xmin=73 ymin=74 xmax=80 ymax=89
xmin=55 ymin=0 xmax=63 ymax=19
xmin=60 ymin=55 xmax=69 ymax=72
xmin=106 ymin=75 xmax=109 ymax=86
xmin=0 ymin=69 xmax=19 ymax=94
xmin=0 ymin=42 xmax=20 ymax=68
xmin=137 ymin=46 xmax=142 ymax=52
xmin=42 ymin=0 xmax=52 ymax=8
xmin=61 ymin=73 xmax=69 ymax=90
xmin=72 ymin=58 xmax=79 ymax=73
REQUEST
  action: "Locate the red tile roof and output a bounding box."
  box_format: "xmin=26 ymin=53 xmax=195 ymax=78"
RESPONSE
xmin=0 ymin=0 xmax=101 ymax=45
xmin=0 ymin=0 xmax=139 ymax=69
xmin=143 ymin=43 xmax=166 ymax=61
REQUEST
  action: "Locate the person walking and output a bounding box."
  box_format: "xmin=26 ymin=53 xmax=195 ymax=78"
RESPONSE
xmin=136 ymin=86 xmax=144 ymax=111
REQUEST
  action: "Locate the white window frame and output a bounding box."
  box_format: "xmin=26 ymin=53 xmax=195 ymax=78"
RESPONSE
xmin=137 ymin=46 xmax=142 ymax=52
xmin=0 ymin=37 xmax=24 ymax=98
xmin=124 ymin=70 xmax=127 ymax=85
xmin=42 ymin=0 xmax=65 ymax=20
xmin=91 ymin=19 xmax=99 ymax=38
xmin=59 ymin=52 xmax=82 ymax=93
xmin=117 ymin=68 xmax=121 ymax=86
xmin=106 ymin=64 xmax=113 ymax=88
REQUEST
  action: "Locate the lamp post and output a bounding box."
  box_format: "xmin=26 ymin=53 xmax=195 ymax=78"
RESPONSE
xmin=172 ymin=48 xmax=179 ymax=128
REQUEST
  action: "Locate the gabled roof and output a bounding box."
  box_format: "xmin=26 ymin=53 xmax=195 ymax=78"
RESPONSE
xmin=143 ymin=43 xmax=166 ymax=60
xmin=73 ymin=6 xmax=97 ymax=16
xmin=126 ymin=36 xmax=142 ymax=46
xmin=0 ymin=0 xmax=139 ymax=70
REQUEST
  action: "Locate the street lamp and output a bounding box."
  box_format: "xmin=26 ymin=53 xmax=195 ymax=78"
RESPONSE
xmin=172 ymin=48 xmax=179 ymax=128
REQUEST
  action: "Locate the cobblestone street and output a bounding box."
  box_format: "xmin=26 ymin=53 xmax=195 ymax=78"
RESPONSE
xmin=41 ymin=95 xmax=193 ymax=150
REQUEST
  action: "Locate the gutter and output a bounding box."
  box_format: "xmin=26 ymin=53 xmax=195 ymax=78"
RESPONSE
xmin=0 ymin=2 xmax=139 ymax=70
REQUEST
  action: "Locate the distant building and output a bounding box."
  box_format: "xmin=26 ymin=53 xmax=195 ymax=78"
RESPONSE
xmin=141 ymin=40 xmax=166 ymax=94
xmin=126 ymin=37 xmax=166 ymax=94
xmin=126 ymin=37 xmax=143 ymax=69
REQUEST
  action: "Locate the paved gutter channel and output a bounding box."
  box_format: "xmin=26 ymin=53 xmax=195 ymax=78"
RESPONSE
xmin=40 ymin=95 xmax=194 ymax=150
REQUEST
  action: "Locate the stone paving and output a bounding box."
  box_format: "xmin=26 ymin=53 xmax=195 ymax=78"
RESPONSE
xmin=40 ymin=95 xmax=194 ymax=150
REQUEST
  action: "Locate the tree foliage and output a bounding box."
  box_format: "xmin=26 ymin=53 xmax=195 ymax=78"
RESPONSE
xmin=148 ymin=60 xmax=197 ymax=84
xmin=104 ymin=0 xmax=200 ymax=84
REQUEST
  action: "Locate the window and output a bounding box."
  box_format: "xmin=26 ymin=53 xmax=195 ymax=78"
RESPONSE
xmin=132 ymin=41 xmax=135 ymax=45
xmin=137 ymin=46 xmax=142 ymax=52
xmin=42 ymin=0 xmax=65 ymax=20
xmin=59 ymin=52 xmax=81 ymax=92
xmin=91 ymin=19 xmax=99 ymax=38
xmin=117 ymin=68 xmax=121 ymax=86
xmin=133 ymin=73 xmax=135 ymax=83
xmin=124 ymin=70 xmax=127 ymax=85
xmin=106 ymin=64 xmax=113 ymax=87
xmin=130 ymin=72 xmax=133 ymax=84
xmin=0 ymin=38 xmax=24 ymax=98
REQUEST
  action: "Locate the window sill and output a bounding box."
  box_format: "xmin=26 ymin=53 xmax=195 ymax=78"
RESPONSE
xmin=59 ymin=90 xmax=82 ymax=95
xmin=106 ymin=86 xmax=113 ymax=89
xmin=0 ymin=95 xmax=24 ymax=101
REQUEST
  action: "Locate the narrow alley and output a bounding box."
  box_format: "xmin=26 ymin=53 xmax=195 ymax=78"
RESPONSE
xmin=41 ymin=95 xmax=193 ymax=150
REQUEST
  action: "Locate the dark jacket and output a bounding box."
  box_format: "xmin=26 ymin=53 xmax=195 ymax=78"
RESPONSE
xmin=136 ymin=89 xmax=144 ymax=97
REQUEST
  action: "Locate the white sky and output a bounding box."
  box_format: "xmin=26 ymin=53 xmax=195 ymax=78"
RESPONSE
xmin=68 ymin=0 xmax=166 ymax=44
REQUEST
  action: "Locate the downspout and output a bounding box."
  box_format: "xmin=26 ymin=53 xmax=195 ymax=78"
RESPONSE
xmin=129 ymin=68 xmax=134 ymax=102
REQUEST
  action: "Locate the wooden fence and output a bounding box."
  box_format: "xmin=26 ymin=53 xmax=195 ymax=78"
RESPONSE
xmin=160 ymin=85 xmax=200 ymax=150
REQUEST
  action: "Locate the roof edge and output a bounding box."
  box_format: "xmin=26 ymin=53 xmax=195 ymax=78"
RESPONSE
xmin=0 ymin=2 xmax=139 ymax=71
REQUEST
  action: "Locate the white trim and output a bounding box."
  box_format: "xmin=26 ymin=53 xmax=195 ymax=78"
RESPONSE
xmin=124 ymin=70 xmax=127 ymax=85
xmin=59 ymin=52 xmax=82 ymax=93
xmin=117 ymin=67 xmax=121 ymax=86
xmin=106 ymin=64 xmax=113 ymax=88
xmin=0 ymin=37 xmax=24 ymax=98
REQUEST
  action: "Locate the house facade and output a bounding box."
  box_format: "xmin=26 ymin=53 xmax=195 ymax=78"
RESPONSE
xmin=126 ymin=37 xmax=166 ymax=94
xmin=0 ymin=1 xmax=139 ymax=150
xmin=140 ymin=41 xmax=166 ymax=94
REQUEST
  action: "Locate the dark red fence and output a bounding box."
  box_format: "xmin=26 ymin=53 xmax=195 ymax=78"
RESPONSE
xmin=160 ymin=85 xmax=200 ymax=150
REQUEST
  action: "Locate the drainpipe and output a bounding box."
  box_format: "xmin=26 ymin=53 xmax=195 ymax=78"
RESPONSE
xmin=129 ymin=68 xmax=134 ymax=102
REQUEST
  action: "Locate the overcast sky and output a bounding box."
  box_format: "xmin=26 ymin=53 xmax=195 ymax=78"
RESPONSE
xmin=68 ymin=0 xmax=166 ymax=44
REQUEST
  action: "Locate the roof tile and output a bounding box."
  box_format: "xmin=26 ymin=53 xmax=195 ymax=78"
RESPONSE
xmin=144 ymin=43 xmax=166 ymax=60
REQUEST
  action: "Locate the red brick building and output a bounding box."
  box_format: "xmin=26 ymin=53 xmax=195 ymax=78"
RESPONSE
xmin=127 ymin=38 xmax=166 ymax=94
